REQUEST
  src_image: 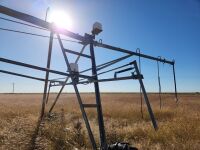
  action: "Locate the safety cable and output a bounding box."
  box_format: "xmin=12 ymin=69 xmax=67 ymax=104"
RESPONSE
xmin=157 ymin=56 xmax=162 ymax=109
xmin=136 ymin=48 xmax=143 ymax=118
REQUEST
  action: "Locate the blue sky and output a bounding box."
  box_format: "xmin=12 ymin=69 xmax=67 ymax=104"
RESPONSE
xmin=0 ymin=0 xmax=199 ymax=93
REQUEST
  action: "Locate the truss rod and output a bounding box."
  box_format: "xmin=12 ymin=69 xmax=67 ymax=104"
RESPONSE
xmin=0 ymin=69 xmax=45 ymax=81
xmin=79 ymin=54 xmax=133 ymax=75
xmin=0 ymin=70 xmax=65 ymax=83
xmin=96 ymin=54 xmax=133 ymax=71
xmin=0 ymin=57 xmax=93 ymax=80
xmin=98 ymin=63 xmax=132 ymax=76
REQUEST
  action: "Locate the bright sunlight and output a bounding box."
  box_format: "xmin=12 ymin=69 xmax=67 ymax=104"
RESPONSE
xmin=48 ymin=9 xmax=73 ymax=30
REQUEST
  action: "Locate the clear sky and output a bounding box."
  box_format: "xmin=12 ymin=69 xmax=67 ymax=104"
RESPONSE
xmin=0 ymin=0 xmax=199 ymax=93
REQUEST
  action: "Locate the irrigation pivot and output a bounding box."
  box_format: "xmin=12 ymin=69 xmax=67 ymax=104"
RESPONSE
xmin=0 ymin=5 xmax=178 ymax=150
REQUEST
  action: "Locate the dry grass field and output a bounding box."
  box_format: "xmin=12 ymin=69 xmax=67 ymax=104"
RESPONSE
xmin=0 ymin=93 xmax=199 ymax=150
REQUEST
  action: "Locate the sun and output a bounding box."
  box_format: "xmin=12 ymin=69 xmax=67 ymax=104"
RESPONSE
xmin=48 ymin=10 xmax=73 ymax=30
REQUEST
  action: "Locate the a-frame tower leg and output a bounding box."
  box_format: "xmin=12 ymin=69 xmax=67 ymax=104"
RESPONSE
xmin=57 ymin=34 xmax=97 ymax=149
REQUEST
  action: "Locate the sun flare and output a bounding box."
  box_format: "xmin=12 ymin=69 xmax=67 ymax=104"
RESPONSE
xmin=48 ymin=10 xmax=73 ymax=30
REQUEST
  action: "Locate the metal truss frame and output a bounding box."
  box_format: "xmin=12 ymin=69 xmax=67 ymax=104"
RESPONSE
xmin=0 ymin=5 xmax=178 ymax=150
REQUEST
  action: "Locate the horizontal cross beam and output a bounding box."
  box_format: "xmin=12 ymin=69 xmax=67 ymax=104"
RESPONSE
xmin=94 ymin=42 xmax=174 ymax=65
xmin=51 ymin=75 xmax=142 ymax=87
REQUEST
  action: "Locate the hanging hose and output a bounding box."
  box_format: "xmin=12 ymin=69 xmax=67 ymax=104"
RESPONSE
xmin=136 ymin=48 xmax=143 ymax=118
xmin=172 ymin=60 xmax=178 ymax=103
xmin=157 ymin=57 xmax=162 ymax=109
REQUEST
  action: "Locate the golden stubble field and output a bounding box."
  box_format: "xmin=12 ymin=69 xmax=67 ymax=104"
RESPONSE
xmin=0 ymin=93 xmax=199 ymax=150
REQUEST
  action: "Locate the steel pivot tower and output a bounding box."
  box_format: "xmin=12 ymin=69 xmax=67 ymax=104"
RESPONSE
xmin=0 ymin=5 xmax=178 ymax=150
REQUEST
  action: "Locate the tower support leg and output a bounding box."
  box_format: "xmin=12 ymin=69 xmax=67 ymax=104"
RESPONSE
xmin=57 ymin=34 xmax=97 ymax=149
xmin=40 ymin=31 xmax=54 ymax=120
xmin=132 ymin=61 xmax=158 ymax=130
xmin=90 ymin=41 xmax=107 ymax=149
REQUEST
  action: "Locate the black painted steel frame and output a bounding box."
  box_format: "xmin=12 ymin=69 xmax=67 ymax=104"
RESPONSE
xmin=0 ymin=5 xmax=178 ymax=150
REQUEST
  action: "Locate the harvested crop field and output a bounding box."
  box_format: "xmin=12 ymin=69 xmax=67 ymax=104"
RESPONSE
xmin=0 ymin=93 xmax=199 ymax=149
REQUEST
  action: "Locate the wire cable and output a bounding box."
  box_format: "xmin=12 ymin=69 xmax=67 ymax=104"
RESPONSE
xmin=0 ymin=16 xmax=47 ymax=31
xmin=0 ymin=27 xmax=81 ymax=43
